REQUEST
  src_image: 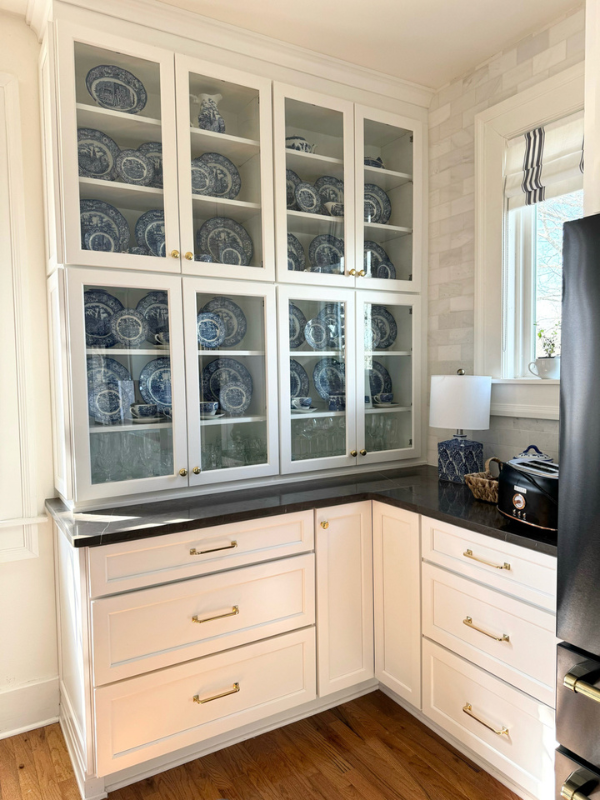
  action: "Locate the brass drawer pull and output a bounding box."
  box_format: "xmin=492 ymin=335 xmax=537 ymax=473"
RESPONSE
xmin=463 ymin=549 xmax=511 ymax=570
xmin=462 ymin=703 xmax=509 ymax=736
xmin=194 ymin=682 xmax=240 ymax=704
xmin=320 ymin=521 xmax=329 ymax=529
xmin=190 ymin=541 xmax=237 ymax=556
xmin=561 ymin=767 xmax=600 ymax=800
xmin=463 ymin=616 xmax=509 ymax=642
xmin=193 ymin=606 xmax=239 ymax=624
xmin=564 ymin=660 xmax=600 ymax=704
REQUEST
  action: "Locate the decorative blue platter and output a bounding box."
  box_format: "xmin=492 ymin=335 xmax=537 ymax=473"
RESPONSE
xmin=289 ymin=302 xmax=307 ymax=349
xmin=364 ymin=240 xmax=390 ymax=271
xmin=197 ymin=153 xmax=241 ymax=200
xmin=290 ymin=359 xmax=309 ymax=398
xmin=369 ymin=360 xmax=392 ymax=396
xmin=196 ymin=217 xmax=253 ymax=265
xmin=201 ymin=296 xmax=247 ymax=348
xmin=197 ymin=311 xmax=226 ymax=349
xmin=371 ymin=305 xmax=398 ymax=348
xmin=191 ymin=157 xmax=215 ymax=196
xmin=287 ymin=233 xmax=306 ymax=272
xmin=218 ymin=380 xmax=251 ymax=415
xmin=294 ymin=182 xmax=322 ymax=214
xmin=84 ymin=229 xmax=119 ymax=252
xmin=315 ymin=176 xmax=344 ymax=213
xmin=109 ymin=308 xmax=150 ymax=348
xmin=364 ymin=183 xmax=392 ymax=224
xmin=305 ymin=318 xmax=331 ymax=350
xmin=135 ymin=209 xmax=165 ymax=257
xmin=136 ymin=291 xmax=169 ymax=342
xmin=80 ymin=199 xmax=130 ymax=253
xmin=116 ymin=149 xmax=154 ymax=186
xmin=308 ymin=234 xmax=344 ymax=269
xmin=364 ymin=156 xmax=384 ymax=169
xmin=286 ymin=169 xmax=301 ymax=209
xmin=219 ymin=241 xmax=246 ymax=266
xmin=139 ymin=357 xmax=172 ymax=409
xmin=375 ymin=262 xmax=397 ymax=280
xmin=137 ymin=142 xmax=163 ymax=188
xmin=85 ymin=65 xmax=148 ymax=114
xmin=84 ymin=289 xmax=123 ymax=348
xmin=313 ymin=358 xmax=345 ymax=399
xmin=317 ymin=303 xmax=344 ymax=348
xmin=78 ymin=128 xmax=119 ymax=181
xmin=87 ymin=355 xmax=134 ymax=424
xmin=201 ymin=358 xmax=253 ymax=405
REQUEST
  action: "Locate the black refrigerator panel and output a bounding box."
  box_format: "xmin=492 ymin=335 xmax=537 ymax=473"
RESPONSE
xmin=557 ymin=642 xmax=600 ymax=769
xmin=555 ymin=747 xmax=600 ymax=800
xmin=558 ymin=214 xmax=600 ymax=654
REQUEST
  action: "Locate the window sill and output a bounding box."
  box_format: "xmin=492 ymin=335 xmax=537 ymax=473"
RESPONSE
xmin=490 ymin=379 xmax=559 ymax=420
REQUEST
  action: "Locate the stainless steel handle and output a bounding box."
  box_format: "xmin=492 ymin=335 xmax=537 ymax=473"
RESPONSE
xmin=193 ymin=606 xmax=239 ymax=624
xmin=561 ymin=767 xmax=600 ymax=800
xmin=462 ymin=703 xmax=509 ymax=736
xmin=463 ymin=549 xmax=511 ymax=570
xmin=193 ymin=682 xmax=240 ymax=704
xmin=564 ymin=660 xmax=600 ymax=704
xmin=463 ymin=616 xmax=510 ymax=642
xmin=190 ymin=541 xmax=237 ymax=556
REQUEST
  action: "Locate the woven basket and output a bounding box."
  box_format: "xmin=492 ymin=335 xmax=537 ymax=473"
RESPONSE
xmin=465 ymin=457 xmax=503 ymax=504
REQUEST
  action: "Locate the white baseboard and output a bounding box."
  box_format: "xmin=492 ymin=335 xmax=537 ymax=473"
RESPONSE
xmin=0 ymin=676 xmax=59 ymax=739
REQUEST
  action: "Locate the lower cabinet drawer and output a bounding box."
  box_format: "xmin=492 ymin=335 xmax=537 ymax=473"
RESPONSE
xmin=92 ymin=554 xmax=315 ymax=685
xmin=555 ymin=747 xmax=600 ymax=800
xmin=94 ymin=627 xmax=316 ymax=776
xmin=422 ymin=640 xmax=555 ymax=800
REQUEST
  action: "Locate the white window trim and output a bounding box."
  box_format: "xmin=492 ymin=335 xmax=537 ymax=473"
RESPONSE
xmin=474 ymin=62 xmax=584 ymax=420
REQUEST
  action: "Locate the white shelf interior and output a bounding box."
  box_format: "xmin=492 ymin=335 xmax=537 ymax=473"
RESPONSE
xmin=191 ymin=193 xmax=260 ymax=221
xmin=286 ymin=150 xmax=344 ymax=182
xmin=77 ymin=103 xmax=162 ymax=139
xmin=287 ymin=209 xmax=344 ymax=235
xmin=190 ymin=127 xmax=259 ymax=164
xmin=198 ymin=350 xmax=265 ymax=356
xmin=365 ymin=351 xmax=411 ymax=357
xmin=363 ymin=221 xmax=412 ymax=243
xmin=87 ymin=348 xmax=168 ymax=355
xmin=79 ymin=178 xmax=164 ymax=211
xmin=366 ymin=406 xmax=411 ymax=414
xmin=201 ymin=415 xmax=266 ymax=426
xmin=364 ymin=166 xmax=412 ymax=191
xmin=89 ymin=421 xmax=172 ymax=433
xmin=291 ymin=410 xmax=345 ymax=418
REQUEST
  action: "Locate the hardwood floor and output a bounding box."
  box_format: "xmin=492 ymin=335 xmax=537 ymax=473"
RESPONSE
xmin=0 ymin=691 xmax=518 ymax=800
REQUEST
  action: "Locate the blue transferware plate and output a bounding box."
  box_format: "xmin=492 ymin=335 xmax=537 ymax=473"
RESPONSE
xmin=369 ymin=360 xmax=392 ymax=396
xmin=116 ymin=149 xmax=154 ymax=186
xmin=78 ymin=128 xmax=119 ymax=181
xmin=139 ymin=357 xmax=172 ymax=409
xmin=201 ymin=296 xmax=247 ymax=348
xmin=85 ymin=65 xmax=148 ymax=114
xmin=286 ymin=169 xmax=301 ymax=210
xmin=294 ymin=182 xmax=321 ymax=214
xmin=290 ymin=359 xmax=309 ymax=398
xmin=316 ymin=303 xmax=344 ymax=348
xmin=84 ymin=289 xmax=123 ymax=348
xmin=195 ymin=253 xmax=213 ymax=262
xmin=289 ymin=302 xmax=307 ymax=349
xmin=136 ymin=291 xmax=169 ymax=342
xmin=219 ymin=241 xmax=246 ymax=266
xmin=191 ymin=157 xmax=215 ymax=195
xmin=308 ymin=234 xmax=344 ymax=269
xmin=305 ymin=318 xmax=331 ymax=350
xmin=129 ymin=246 xmax=150 ymax=256
xmin=375 ymin=261 xmax=397 ymax=280
xmin=364 ymin=183 xmax=392 ymax=224
xmin=201 ymin=358 xmax=253 ymax=403
xmin=313 ymin=358 xmax=345 ymax=399
xmin=364 ymin=156 xmax=384 ymax=169
xmin=371 ymin=305 xmax=398 ymax=349
xmin=109 ymin=308 xmax=150 ymax=348
xmin=196 ymin=217 xmax=253 ymax=265
xmin=87 ymin=355 xmax=134 ymax=424
xmin=218 ymin=380 xmax=251 ymax=416
xmin=364 ymin=240 xmax=390 ymax=271
xmin=306 ymin=264 xmax=342 ymax=275
xmin=137 ymin=142 xmax=163 ymax=188
xmin=364 ymin=322 xmax=381 ymax=350
xmin=287 ymin=233 xmax=306 ymax=272
xmin=80 ymin=199 xmax=130 ymax=253
xmin=198 ymin=153 xmax=241 ymax=200
xmin=197 ymin=311 xmax=226 ymax=349
xmin=84 ymin=229 xmax=119 ymax=252
xmin=135 ymin=209 xmax=165 ymax=257
xmin=314 ymin=176 xmax=344 ymax=213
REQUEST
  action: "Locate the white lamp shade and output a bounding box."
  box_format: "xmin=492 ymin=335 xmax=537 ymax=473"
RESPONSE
xmin=429 ymin=375 xmax=492 ymax=430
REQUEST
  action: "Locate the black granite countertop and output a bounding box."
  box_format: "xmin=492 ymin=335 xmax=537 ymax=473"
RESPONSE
xmin=45 ymin=466 xmax=557 ymax=556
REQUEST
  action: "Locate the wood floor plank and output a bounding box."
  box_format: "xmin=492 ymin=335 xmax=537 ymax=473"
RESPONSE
xmin=44 ymin=726 xmax=72 ymax=785
xmin=0 ymin=737 xmax=22 ymax=800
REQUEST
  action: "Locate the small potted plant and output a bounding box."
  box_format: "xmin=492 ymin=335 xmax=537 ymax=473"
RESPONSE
xmin=529 ymin=323 xmax=561 ymax=379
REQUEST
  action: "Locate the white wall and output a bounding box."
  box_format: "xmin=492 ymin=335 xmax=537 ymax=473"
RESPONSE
xmin=0 ymin=10 xmax=58 ymax=738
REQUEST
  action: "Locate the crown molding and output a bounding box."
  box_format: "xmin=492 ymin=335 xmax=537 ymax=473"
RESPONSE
xmin=26 ymin=0 xmax=50 ymax=40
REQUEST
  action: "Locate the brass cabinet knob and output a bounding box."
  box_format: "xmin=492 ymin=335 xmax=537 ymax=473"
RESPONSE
xmin=171 ymin=249 xmax=180 ymax=259
xmin=360 ymin=449 xmax=367 ymax=456
xmin=192 ymin=467 xmax=201 ymax=475
xmin=320 ymin=521 xmax=329 ymax=529
xmin=348 ymin=268 xmax=357 ymax=276
xmin=358 ymin=270 xmax=366 ymax=277
xmin=350 ymin=450 xmax=357 ymax=457
xmin=185 ymin=251 xmax=194 ymax=260
xmin=179 ymin=468 xmax=188 ymax=476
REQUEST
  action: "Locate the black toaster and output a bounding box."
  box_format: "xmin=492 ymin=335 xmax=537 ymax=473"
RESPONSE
xmin=497 ymin=457 xmax=559 ymax=531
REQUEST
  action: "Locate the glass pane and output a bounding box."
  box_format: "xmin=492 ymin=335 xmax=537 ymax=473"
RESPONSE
xmin=75 ymin=43 xmax=166 ymax=258
xmin=85 ymin=284 xmax=174 ymax=484
xmin=187 ymin=74 xmax=262 ymax=269
xmin=285 ymin=99 xmax=345 ymax=277
xmin=196 ymin=293 xmax=267 ymax=471
xmin=289 ymin=298 xmax=347 ymax=461
xmin=362 ymin=119 xmax=413 ymax=282
xmin=364 ymin=302 xmax=413 ymax=452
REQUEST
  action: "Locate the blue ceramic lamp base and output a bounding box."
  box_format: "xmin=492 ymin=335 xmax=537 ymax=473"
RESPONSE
xmin=438 ymin=433 xmax=483 ymax=484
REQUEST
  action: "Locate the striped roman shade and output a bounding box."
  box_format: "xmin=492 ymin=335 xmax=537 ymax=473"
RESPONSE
xmin=504 ymin=111 xmax=584 ymax=209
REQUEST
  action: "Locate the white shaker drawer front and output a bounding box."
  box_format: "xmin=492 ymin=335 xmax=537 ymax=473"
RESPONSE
xmin=94 ymin=627 xmax=316 ymax=776
xmin=421 ymin=516 xmax=556 ymax=611
xmin=91 ymin=554 xmax=315 ymax=685
xmin=88 ymin=510 xmax=314 ymax=596
xmin=422 ymin=563 xmax=557 ymax=707
xmin=422 ymin=640 xmax=555 ymax=800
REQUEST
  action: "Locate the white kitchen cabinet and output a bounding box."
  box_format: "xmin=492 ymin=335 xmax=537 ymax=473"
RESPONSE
xmin=315 ymin=502 xmax=374 ymax=696
xmin=372 ymin=501 xmax=421 ymax=707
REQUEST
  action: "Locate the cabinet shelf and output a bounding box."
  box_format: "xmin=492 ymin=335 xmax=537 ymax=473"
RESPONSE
xmin=365 ymin=351 xmax=411 ymax=357
xmin=89 ymin=421 xmax=172 ymax=433
xmin=191 ymin=193 xmax=261 ymax=221
xmin=287 ymin=210 xmax=343 ymax=235
xmin=79 ymin=178 xmax=164 ymax=211
xmin=190 ymin=127 xmax=260 ymax=164
xmin=291 ymin=351 xmax=343 ymax=358
xmin=286 ymin=150 xmax=344 ymax=181
xmin=291 ymin=410 xmax=345 ymax=418
xmin=86 ymin=348 xmax=168 ymax=355
xmin=363 ymin=221 xmax=412 ymax=243
xmin=76 ymin=103 xmax=162 ymax=141
xmin=201 ymin=415 xmax=266 ymax=426
xmin=366 ymin=406 xmax=411 ymax=414
xmin=364 ymin=166 xmax=412 ymax=191
xmin=198 ymin=350 xmax=265 ymax=356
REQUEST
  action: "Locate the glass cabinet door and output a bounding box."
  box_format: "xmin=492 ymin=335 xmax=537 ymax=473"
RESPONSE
xmin=176 ymin=57 xmax=275 ymax=281
xmin=356 ymin=291 xmax=421 ymax=464
xmin=278 ymin=286 xmax=356 ymax=473
xmin=184 ymin=279 xmax=278 ymax=485
xmin=57 ymin=24 xmax=180 ymax=271
xmin=274 ymin=84 xmax=355 ymax=286
xmin=355 ymin=106 xmax=423 ymax=292
xmin=67 ymin=268 xmax=188 ymax=503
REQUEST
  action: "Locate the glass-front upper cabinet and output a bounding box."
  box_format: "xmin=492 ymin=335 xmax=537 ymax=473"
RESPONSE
xmin=183 ymin=279 xmax=278 ymax=485
xmin=274 ymin=84 xmax=355 ymax=286
xmin=66 ymin=268 xmax=188 ymax=503
xmin=56 ymin=23 xmax=180 ymax=271
xmin=355 ymin=106 xmax=423 ymax=292
xmin=356 ymin=291 xmax=421 ymax=464
xmin=278 ymin=285 xmax=356 ymax=473
xmin=176 ymin=57 xmax=275 ymax=281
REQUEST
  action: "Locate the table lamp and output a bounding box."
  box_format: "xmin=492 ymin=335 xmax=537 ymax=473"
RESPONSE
xmin=429 ymin=370 xmax=492 ymax=483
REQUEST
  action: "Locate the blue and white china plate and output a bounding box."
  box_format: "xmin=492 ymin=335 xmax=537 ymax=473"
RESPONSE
xmin=198 ymin=153 xmax=241 ymax=200
xmin=218 ymin=380 xmax=251 ymax=415
xmin=364 ymin=322 xmax=381 ymax=350
xmin=313 ymin=358 xmax=345 ymax=399
xmin=364 ymin=240 xmax=390 ymax=271
xmin=289 ymin=302 xmax=307 ymax=349
xmin=129 ymin=246 xmax=150 ymax=256
xmin=219 ymin=241 xmax=246 ymax=266
xmin=371 ymin=305 xmax=398 ymax=349
xmin=78 ymin=128 xmax=119 ymax=181
xmin=375 ymin=262 xmax=397 ymax=280
xmin=84 ymin=289 xmax=123 ymax=348
xmin=369 ymin=360 xmax=392 ymax=396
xmin=316 ymin=303 xmax=344 ymax=348
xmin=139 ymin=357 xmax=172 ymax=409
xmin=201 ymin=296 xmax=247 ymax=348
xmin=86 ymin=65 xmax=148 ymax=114
xmin=191 ymin=157 xmax=215 ymax=196
xmin=80 ymin=199 xmax=130 ymax=253
xmin=109 ymin=308 xmax=150 ymax=348
xmin=308 ymin=234 xmax=344 ymax=269
xmin=306 ymin=264 xmax=341 ymax=275
xmin=136 ymin=291 xmax=169 ymax=342
xmin=315 ymin=176 xmax=344 ymax=212
xmin=286 ymin=169 xmax=301 ymax=209
xmin=305 ymin=318 xmax=331 ymax=350
xmin=287 ymin=233 xmax=306 ymax=272
xmin=116 ymin=149 xmax=154 ymax=186
xmin=137 ymin=142 xmax=163 ymax=188
xmin=364 ymin=156 xmax=384 ymax=169
xmin=364 ymin=183 xmax=392 ymax=224
xmin=197 ymin=311 xmax=226 ymax=349
xmin=84 ymin=229 xmax=119 ymax=252
xmin=87 ymin=355 xmax=134 ymax=424
xmin=290 ymin=359 xmax=309 ymax=398
xmin=196 ymin=217 xmax=253 ymax=265
xmin=201 ymin=358 xmax=253 ymax=404
xmin=135 ymin=209 xmax=165 ymax=257
xmin=294 ymin=182 xmax=322 ymax=214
